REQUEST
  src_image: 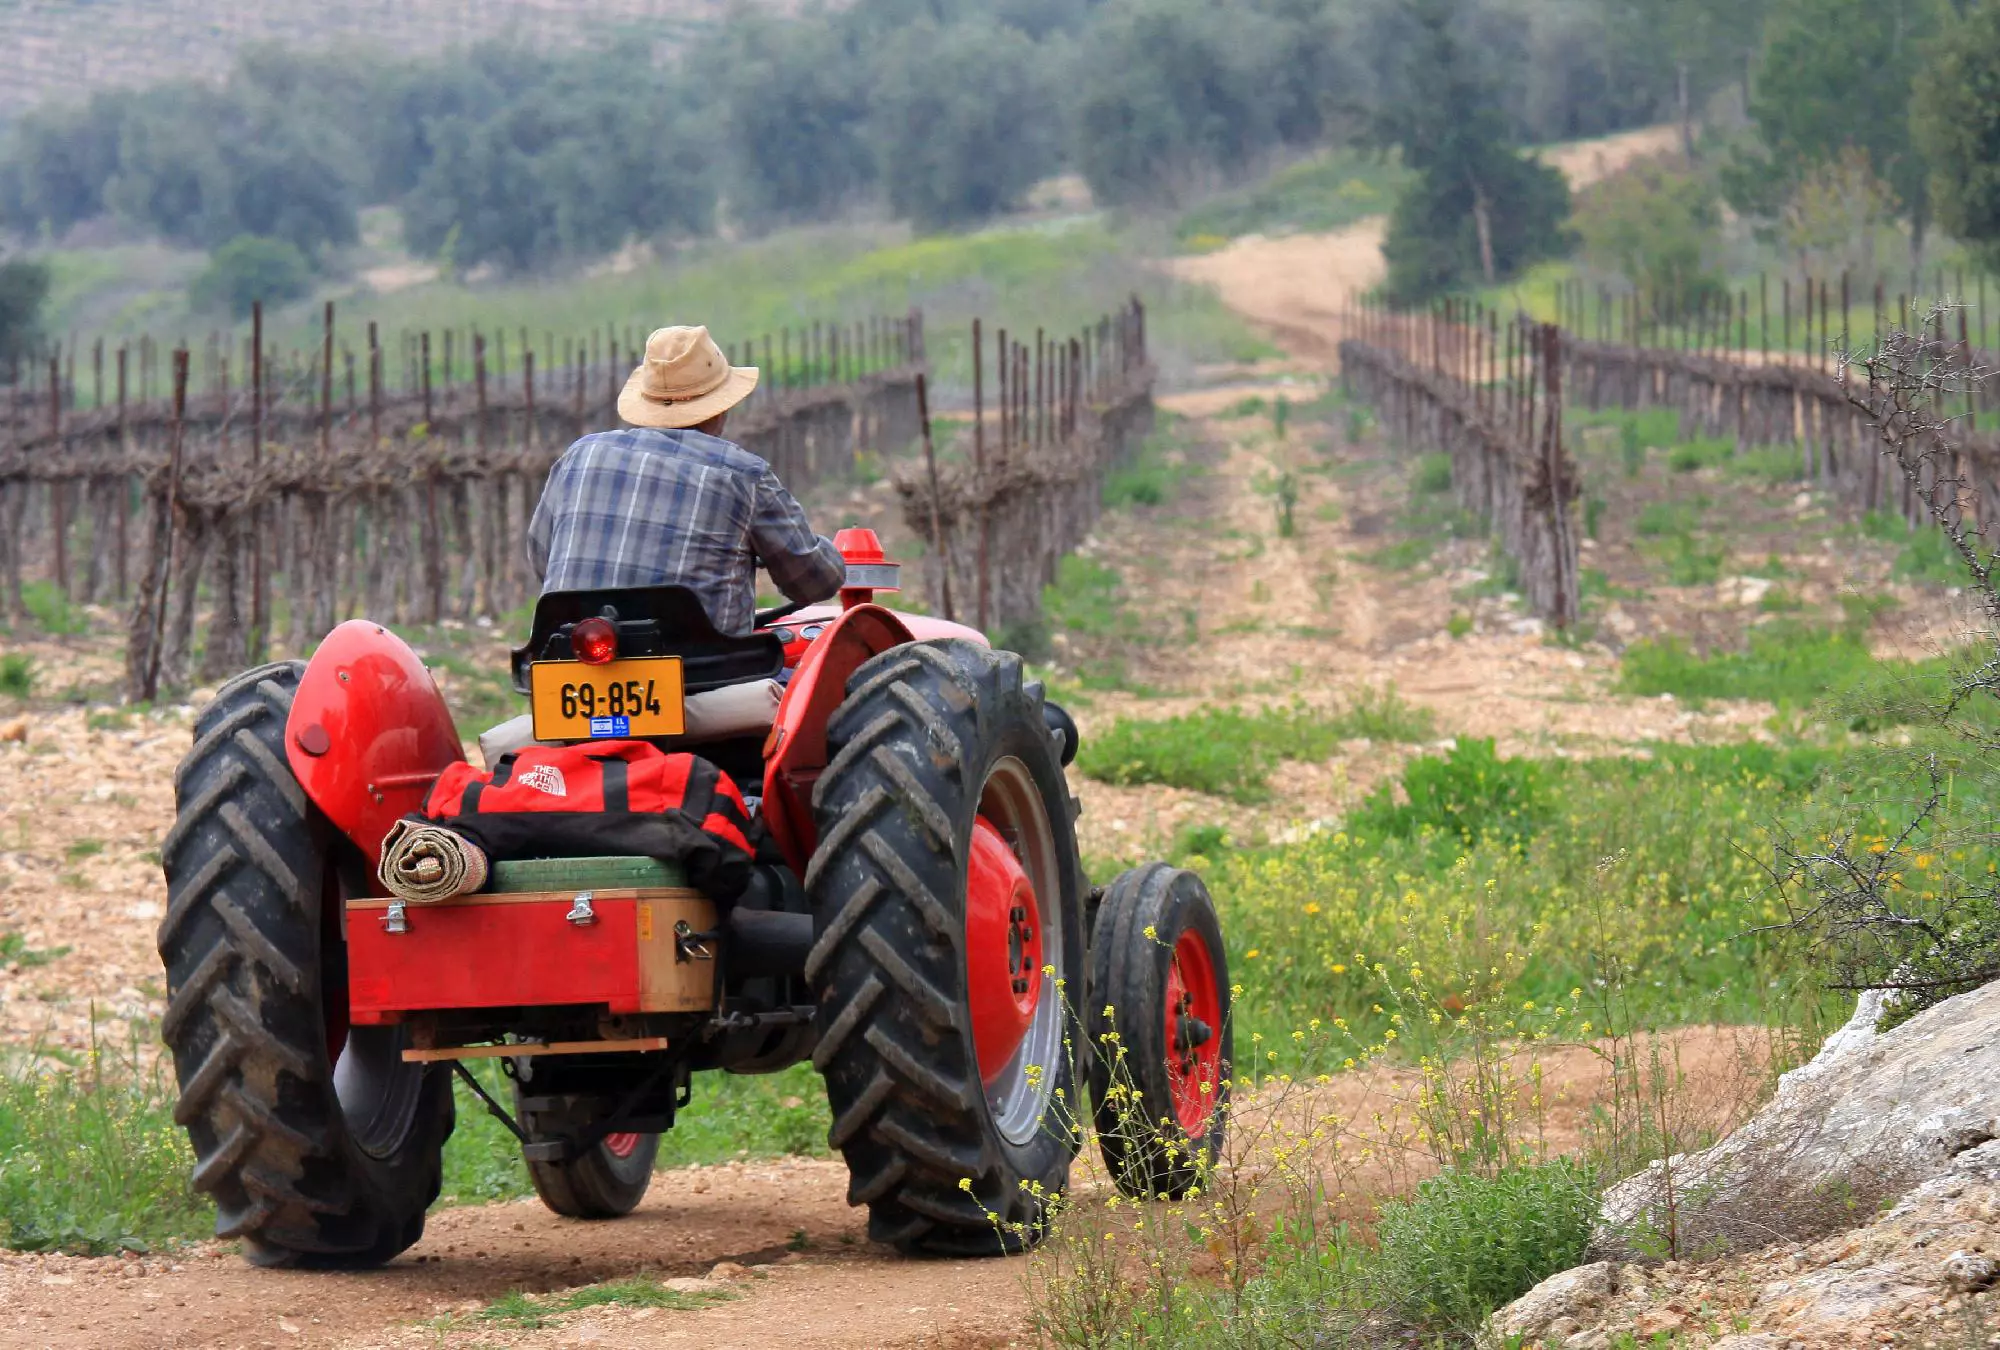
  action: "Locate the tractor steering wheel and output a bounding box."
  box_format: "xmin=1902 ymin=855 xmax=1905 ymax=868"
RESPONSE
xmin=755 ymin=597 xmax=812 ymax=628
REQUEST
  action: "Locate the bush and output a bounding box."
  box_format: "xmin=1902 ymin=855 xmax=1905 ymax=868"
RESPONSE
xmin=1571 ymin=157 xmax=1725 ymax=314
xmin=0 ymin=257 xmax=50 ymax=367
xmin=0 ymin=654 xmax=31 ymax=699
xmin=1372 ymin=1159 xmax=1599 ymax=1337
xmin=189 ymin=235 xmax=313 ymax=318
xmin=1352 ymin=737 xmax=1545 ymax=844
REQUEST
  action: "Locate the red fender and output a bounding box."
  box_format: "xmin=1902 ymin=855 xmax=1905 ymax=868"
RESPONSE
xmin=284 ymin=620 xmax=465 ymax=875
xmin=760 ymin=604 xmax=916 ymax=875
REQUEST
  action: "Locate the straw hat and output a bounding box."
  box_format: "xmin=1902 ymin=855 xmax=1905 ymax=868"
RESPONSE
xmin=616 ymin=325 xmax=760 ymax=429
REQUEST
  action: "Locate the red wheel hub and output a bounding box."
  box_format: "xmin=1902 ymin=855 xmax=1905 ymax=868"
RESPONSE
xmin=1164 ymin=929 xmax=1222 ymax=1137
xmin=965 ymin=818 xmax=1042 ymax=1085
xmin=602 ymin=1132 xmax=642 ymax=1160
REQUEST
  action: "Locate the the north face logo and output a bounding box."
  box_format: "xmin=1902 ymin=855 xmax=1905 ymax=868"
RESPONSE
xmin=519 ymin=765 xmax=568 ymax=797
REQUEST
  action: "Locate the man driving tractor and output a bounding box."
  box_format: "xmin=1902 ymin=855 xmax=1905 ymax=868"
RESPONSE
xmin=526 ymin=324 xmax=846 ymax=633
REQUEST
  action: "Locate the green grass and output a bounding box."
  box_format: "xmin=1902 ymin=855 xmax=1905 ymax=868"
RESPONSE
xmin=1667 ymin=435 xmax=1734 ymax=473
xmin=1 ymin=1041 xmax=828 ymax=1254
xmin=0 ymin=654 xmax=32 ymax=699
xmin=1635 ymin=498 xmax=1706 ymax=537
xmin=1173 ymin=148 xmax=1412 ymax=250
xmin=1211 ymin=739 xmax=1845 ymax=1043
xmin=1615 ymin=617 xmax=1966 ymax=713
xmin=1412 ymin=452 xmax=1453 ymax=495
xmin=0 ymin=1036 xmax=207 ymax=1255
xmin=441 ymin=1060 xmax=830 ymax=1206
xmin=1730 ymin=444 xmax=1807 ymax=485
xmin=1103 ymin=416 xmax=1202 ymax=509
xmin=1861 ymin=510 xmax=1970 ymax=586
xmin=0 ymin=932 xmax=69 ymax=967
xmin=475 ymin=1276 xmax=734 ymax=1329
xmin=260 ymin=218 xmax=1273 ymax=404
xmin=1359 ymin=536 xmax=1437 ymax=570
xmin=1076 ymin=689 xmax=1434 ymax=803
xmin=1643 ymin=530 xmax=1728 ymax=586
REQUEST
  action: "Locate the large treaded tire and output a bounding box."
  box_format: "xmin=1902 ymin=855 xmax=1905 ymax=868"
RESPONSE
xmin=158 ymin=661 xmax=454 ymax=1267
xmin=804 ymin=640 xmax=1085 ymax=1256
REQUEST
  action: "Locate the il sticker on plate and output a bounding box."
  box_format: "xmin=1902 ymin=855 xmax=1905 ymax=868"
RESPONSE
xmin=588 ymin=715 xmax=631 ymax=738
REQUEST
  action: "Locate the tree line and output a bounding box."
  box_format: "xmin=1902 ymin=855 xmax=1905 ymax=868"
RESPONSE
xmin=0 ymin=0 xmax=1691 ymax=280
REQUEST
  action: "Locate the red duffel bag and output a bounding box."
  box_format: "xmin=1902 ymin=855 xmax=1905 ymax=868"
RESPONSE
xmin=419 ymin=741 xmax=759 ymax=899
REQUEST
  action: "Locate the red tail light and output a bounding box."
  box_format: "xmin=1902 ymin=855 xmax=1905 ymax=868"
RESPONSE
xmin=571 ymin=617 xmax=618 ymax=666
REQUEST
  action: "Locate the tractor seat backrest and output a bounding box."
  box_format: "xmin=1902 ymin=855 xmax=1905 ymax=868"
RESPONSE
xmin=509 ymin=585 xmax=785 ymax=695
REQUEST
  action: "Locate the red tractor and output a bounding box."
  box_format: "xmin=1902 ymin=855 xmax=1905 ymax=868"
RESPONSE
xmin=157 ymin=530 xmax=1229 ymax=1267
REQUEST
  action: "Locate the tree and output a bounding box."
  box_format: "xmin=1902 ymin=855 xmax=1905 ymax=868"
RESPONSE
xmin=1912 ymin=0 xmax=2000 ymax=267
xmin=0 ymin=256 xmax=51 ymax=368
xmin=1602 ymin=0 xmax=1765 ymax=159
xmin=1571 ymin=157 xmax=1724 ymax=314
xmin=869 ymin=18 xmax=1056 ymax=229
xmin=188 ymin=236 xmax=313 ymax=318
xmin=702 ymin=12 xmax=876 ymax=231
xmin=1733 ymin=0 xmax=1942 ymax=252
xmin=1069 ymin=0 xmax=1325 ymax=207
xmin=1375 ymin=0 xmax=1572 ymax=302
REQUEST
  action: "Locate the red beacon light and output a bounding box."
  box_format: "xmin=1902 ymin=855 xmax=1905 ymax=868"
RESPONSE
xmin=570 ymin=616 xmax=619 ymax=666
xmin=834 ymin=527 xmax=901 ymax=610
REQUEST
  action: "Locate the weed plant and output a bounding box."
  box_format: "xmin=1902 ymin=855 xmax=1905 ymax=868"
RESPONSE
xmin=0 ymin=653 xmax=32 ymax=698
xmin=0 ymin=1025 xmax=206 ymax=1254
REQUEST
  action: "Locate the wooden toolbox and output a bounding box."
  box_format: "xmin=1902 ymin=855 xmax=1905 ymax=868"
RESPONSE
xmin=345 ymin=856 xmax=717 ymax=1025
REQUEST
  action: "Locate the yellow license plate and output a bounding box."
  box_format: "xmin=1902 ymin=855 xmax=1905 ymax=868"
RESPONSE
xmin=529 ymin=657 xmax=686 ymax=741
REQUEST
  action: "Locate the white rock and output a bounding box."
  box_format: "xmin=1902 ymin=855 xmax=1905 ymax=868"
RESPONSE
xmin=1942 ymin=1250 xmax=1999 ymax=1293
xmin=1601 ymin=984 xmax=2000 ymax=1245
xmin=1491 ymin=1262 xmax=1617 ymax=1340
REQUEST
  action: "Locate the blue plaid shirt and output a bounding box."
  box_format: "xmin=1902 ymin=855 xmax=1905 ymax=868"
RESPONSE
xmin=526 ymin=427 xmax=845 ymax=635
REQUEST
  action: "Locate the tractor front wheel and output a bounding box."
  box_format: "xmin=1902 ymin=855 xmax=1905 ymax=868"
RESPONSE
xmin=1089 ymin=863 xmax=1231 ymax=1199
xmin=158 ymin=661 xmax=453 ymax=1267
xmin=806 ymin=640 xmax=1085 ymax=1255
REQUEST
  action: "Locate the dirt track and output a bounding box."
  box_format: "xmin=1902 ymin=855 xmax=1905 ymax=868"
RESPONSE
xmin=0 ymin=1030 xmax=1774 ymax=1350
xmin=1166 ymin=125 xmax=1681 ymax=360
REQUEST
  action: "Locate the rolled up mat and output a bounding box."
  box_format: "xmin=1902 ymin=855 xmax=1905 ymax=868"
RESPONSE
xmin=377 ymin=818 xmax=489 ymax=904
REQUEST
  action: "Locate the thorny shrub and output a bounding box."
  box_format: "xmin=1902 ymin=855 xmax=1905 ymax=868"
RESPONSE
xmin=1769 ymin=309 xmax=2000 ymax=1017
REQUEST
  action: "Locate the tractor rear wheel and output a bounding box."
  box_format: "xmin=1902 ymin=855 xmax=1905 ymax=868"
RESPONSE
xmin=158 ymin=661 xmax=454 ymax=1267
xmin=806 ymin=640 xmax=1085 ymax=1255
xmin=1089 ymin=863 xmax=1231 ymax=1199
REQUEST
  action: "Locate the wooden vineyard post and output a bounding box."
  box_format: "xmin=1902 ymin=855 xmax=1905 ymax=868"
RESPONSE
xmin=48 ymin=354 xmax=67 ymax=599
xmin=917 ymin=372 xmax=954 ymax=622
xmin=250 ymin=302 xmax=267 ymax=660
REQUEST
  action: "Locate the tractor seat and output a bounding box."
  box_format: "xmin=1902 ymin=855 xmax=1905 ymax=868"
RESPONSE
xmin=494 ymin=585 xmax=787 ymax=771
xmin=509 ymin=585 xmax=784 ymax=696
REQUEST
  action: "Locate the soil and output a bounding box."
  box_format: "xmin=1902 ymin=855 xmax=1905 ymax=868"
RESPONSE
xmin=0 ymin=120 xmax=1952 ymax=1347
xmin=0 ymin=1029 xmax=1774 ymax=1350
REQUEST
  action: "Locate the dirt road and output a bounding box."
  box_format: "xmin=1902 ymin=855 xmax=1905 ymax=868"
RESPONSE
xmin=0 ymin=1029 xmax=1772 ymax=1350
xmin=1167 ymin=125 xmax=1681 ymax=360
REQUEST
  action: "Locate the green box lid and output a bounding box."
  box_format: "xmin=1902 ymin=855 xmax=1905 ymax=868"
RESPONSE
xmin=486 ymin=855 xmax=688 ymax=894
